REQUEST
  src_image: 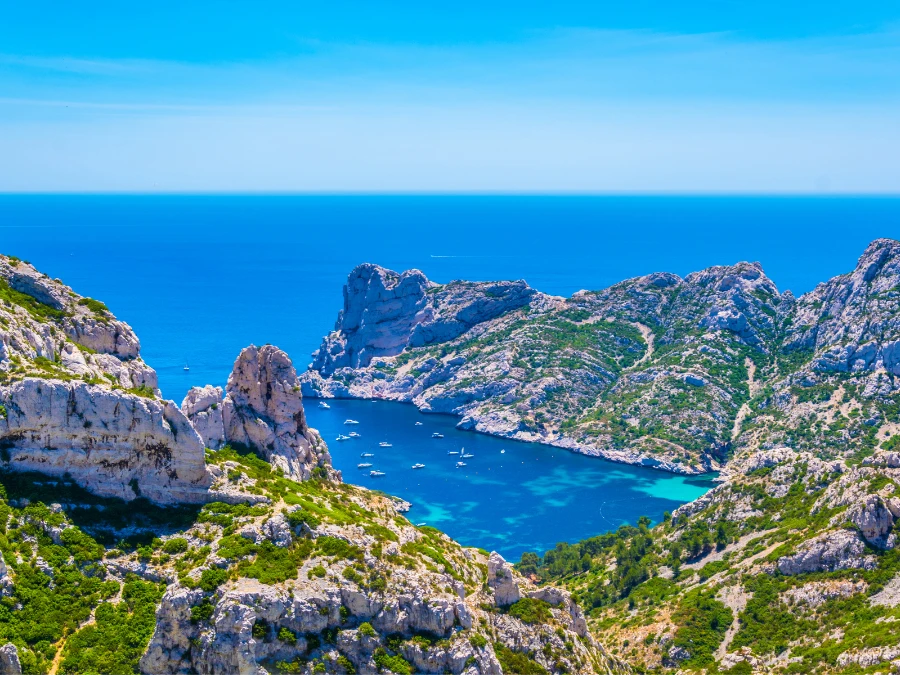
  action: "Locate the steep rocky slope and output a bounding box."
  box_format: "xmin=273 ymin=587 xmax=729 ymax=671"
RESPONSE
xmin=735 ymin=238 xmax=900 ymax=465
xmin=303 ymin=239 xmax=900 ymax=476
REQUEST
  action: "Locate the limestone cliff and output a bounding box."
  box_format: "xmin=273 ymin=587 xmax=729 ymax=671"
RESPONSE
xmin=0 ymin=255 xmax=212 ymax=503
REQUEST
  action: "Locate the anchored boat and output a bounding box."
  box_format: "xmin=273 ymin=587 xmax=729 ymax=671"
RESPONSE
xmin=411 ymin=463 xmax=425 ymax=469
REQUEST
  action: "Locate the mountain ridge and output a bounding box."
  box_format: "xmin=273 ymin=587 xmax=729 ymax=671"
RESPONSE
xmin=303 ymin=238 xmax=900 ymax=475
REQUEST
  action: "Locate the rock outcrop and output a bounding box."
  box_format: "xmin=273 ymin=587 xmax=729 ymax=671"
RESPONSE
xmin=0 ymin=643 xmax=21 ymax=675
xmin=776 ymin=529 xmax=876 ymax=575
xmin=311 ymin=264 xmax=535 ymax=375
xmin=181 ymin=385 xmax=225 ymax=449
xmin=182 ymin=345 xmax=335 ymax=482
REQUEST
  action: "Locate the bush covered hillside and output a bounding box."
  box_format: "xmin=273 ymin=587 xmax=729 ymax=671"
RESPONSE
xmin=0 ymin=447 xmax=624 ymax=675
xmin=518 ymin=446 xmax=900 ymax=673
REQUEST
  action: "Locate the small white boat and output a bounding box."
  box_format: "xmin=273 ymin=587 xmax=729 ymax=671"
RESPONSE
xmin=318 ymin=401 xmax=331 ymax=409
xmin=432 ymin=432 xmax=444 ymax=439
xmin=455 ymin=461 xmax=467 ymax=468
xmin=360 ymin=452 xmax=374 ymax=458
xmin=183 ymin=364 xmax=190 ymax=371
xmin=370 ymin=470 xmax=385 ymax=477
xmin=501 ymin=449 xmax=505 ymax=454
xmin=344 ymin=419 xmax=359 ymax=425
xmin=411 ymin=463 xmax=425 ymax=469
xmin=336 ymin=434 xmax=351 ymax=441
xmin=447 ymin=450 xmax=459 ymax=455
xmin=358 ymin=462 xmax=372 ymax=468
xmin=379 ymin=442 xmax=393 ymax=448
xmin=415 ymin=422 xmax=423 ymax=426
xmin=415 ymin=522 xmax=426 ymax=526
xmin=462 ymin=453 xmax=474 ymax=459
xmin=348 ymin=432 xmax=361 ymax=438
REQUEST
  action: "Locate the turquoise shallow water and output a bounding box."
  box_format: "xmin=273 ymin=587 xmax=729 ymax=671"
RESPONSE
xmin=306 ymin=399 xmax=716 ymax=559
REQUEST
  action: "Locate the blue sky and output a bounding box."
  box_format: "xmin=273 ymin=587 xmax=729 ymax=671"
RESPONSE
xmin=1 ymin=1 xmax=899 ymax=192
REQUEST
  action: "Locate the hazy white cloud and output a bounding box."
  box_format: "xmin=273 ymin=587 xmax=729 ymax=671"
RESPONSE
xmin=1 ymin=27 xmax=899 ymax=191
xmin=1 ymin=101 xmax=897 ymax=193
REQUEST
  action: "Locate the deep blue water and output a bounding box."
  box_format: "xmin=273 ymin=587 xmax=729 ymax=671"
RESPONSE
xmin=2 ymin=195 xmax=898 ymax=401
xmin=2 ymin=195 xmax=898 ymax=555
xmin=305 ymin=399 xmax=715 ymax=558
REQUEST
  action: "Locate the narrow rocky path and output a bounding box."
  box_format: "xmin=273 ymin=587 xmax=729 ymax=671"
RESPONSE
xmin=730 ymin=358 xmax=758 ymax=443
xmin=48 ymin=580 xmax=124 ymax=675
xmin=715 ymin=584 xmax=750 ymax=661
xmin=627 ymin=323 xmax=655 ymax=370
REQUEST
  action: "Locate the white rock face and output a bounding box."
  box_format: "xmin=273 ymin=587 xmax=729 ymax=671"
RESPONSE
xmin=311 ymin=264 xmax=535 ymax=375
xmin=222 ymin=345 xmax=334 ymax=481
xmin=181 ymin=385 xmax=225 ymax=449
xmin=0 ymin=642 xmax=21 ymax=675
xmin=0 ymin=554 xmax=12 ymax=597
xmin=0 ymin=378 xmax=212 ymax=504
xmin=487 ymin=551 xmax=521 ymax=606
xmin=777 ymin=529 xmax=876 ymax=575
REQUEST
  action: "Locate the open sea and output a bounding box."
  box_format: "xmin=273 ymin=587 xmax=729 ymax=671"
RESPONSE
xmin=2 ymin=195 xmax=898 ymax=556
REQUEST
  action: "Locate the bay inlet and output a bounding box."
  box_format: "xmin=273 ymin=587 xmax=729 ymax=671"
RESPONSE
xmin=305 ymin=398 xmax=716 ymax=559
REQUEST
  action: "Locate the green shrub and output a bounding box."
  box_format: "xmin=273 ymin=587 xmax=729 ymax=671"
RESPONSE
xmin=190 ymin=597 xmax=215 ymax=623
xmin=336 ymin=654 xmax=356 ymax=674
xmin=317 ymin=536 xmax=363 ymax=561
xmin=198 ymin=567 xmax=229 ymax=592
xmin=469 ymin=633 xmax=487 ymax=648
xmin=162 ymin=538 xmax=189 ymax=554
xmin=373 ymin=648 xmax=412 ymax=675
xmin=308 ymin=564 xmax=327 ymax=579
xmin=77 ymin=297 xmax=109 ymax=315
xmin=358 ymin=622 xmax=377 ymax=637
xmin=342 ymin=567 xmax=362 ymax=583
xmin=237 ymin=541 xmax=311 ymax=585
xmin=493 ymin=643 xmax=547 ymax=674
xmin=278 ymin=626 xmax=297 ymax=644
xmin=0 ymin=278 xmax=66 ymax=322
xmin=671 ymin=590 xmax=733 ymax=666
xmin=508 ymin=597 xmax=552 ymax=624
xmin=216 ymin=534 xmax=258 ymax=560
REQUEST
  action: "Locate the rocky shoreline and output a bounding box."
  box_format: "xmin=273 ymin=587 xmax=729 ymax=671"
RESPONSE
xmin=302 ymin=386 xmax=714 ymax=475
